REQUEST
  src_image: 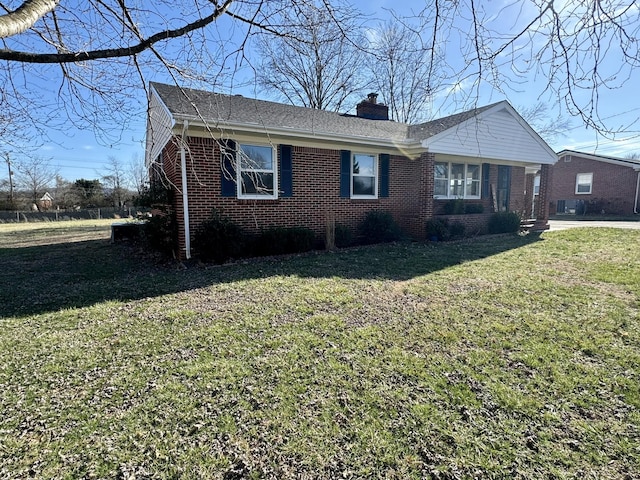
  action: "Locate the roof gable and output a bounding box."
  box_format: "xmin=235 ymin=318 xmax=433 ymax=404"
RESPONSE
xmin=418 ymin=101 xmax=557 ymax=165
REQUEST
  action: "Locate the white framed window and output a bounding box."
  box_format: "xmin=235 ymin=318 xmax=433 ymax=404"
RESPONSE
xmin=351 ymin=153 xmax=378 ymax=198
xmin=434 ymin=161 xmax=481 ymax=199
xmin=575 ymin=172 xmax=593 ymax=194
xmin=237 ymin=143 xmax=277 ymax=199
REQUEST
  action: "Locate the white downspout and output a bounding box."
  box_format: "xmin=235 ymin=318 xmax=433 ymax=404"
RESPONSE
xmin=634 ymin=170 xmax=640 ymax=214
xmin=180 ymin=120 xmax=191 ymax=259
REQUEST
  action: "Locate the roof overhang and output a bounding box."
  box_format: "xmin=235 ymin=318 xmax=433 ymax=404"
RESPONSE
xmin=557 ymin=149 xmax=640 ymax=171
xmin=170 ymin=114 xmax=425 ymax=159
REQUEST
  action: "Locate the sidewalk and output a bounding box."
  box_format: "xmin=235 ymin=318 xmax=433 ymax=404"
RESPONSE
xmin=548 ymin=219 xmax=640 ymax=231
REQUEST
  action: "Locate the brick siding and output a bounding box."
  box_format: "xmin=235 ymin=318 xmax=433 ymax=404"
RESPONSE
xmin=159 ymin=136 xmax=539 ymax=258
xmin=550 ymin=154 xmax=638 ymax=215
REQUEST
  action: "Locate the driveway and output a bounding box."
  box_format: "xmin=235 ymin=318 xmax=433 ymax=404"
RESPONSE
xmin=548 ymin=219 xmax=640 ymax=231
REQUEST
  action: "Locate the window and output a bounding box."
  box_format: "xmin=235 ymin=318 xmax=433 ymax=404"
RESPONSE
xmin=237 ymin=143 xmax=277 ymax=199
xmin=575 ymin=172 xmax=593 ymax=194
xmin=352 ymin=153 xmax=378 ymax=198
xmin=434 ymin=161 xmax=481 ymax=199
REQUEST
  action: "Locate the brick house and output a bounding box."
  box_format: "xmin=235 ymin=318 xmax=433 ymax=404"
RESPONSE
xmin=145 ymin=82 xmax=557 ymax=259
xmin=550 ymin=150 xmax=640 ymax=216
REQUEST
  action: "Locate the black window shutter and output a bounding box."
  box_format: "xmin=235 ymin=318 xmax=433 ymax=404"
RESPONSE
xmin=220 ymin=139 xmax=236 ymax=197
xmin=279 ymin=144 xmax=293 ymax=197
xmin=340 ymin=150 xmax=351 ymax=198
xmin=481 ymin=163 xmax=490 ymax=199
xmin=379 ymin=154 xmax=390 ymax=197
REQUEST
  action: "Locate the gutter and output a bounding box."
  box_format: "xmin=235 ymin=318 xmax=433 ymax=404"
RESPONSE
xmin=172 ymin=114 xmax=421 ymax=157
xmin=180 ymin=120 xmax=191 ymax=259
xmin=635 ymin=170 xmax=640 ymax=214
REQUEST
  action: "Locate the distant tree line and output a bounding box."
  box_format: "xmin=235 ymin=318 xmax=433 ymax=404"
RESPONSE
xmin=0 ymin=155 xmax=150 ymax=211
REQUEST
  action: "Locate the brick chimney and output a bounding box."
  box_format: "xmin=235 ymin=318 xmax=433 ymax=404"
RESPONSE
xmin=356 ymin=93 xmax=389 ymax=120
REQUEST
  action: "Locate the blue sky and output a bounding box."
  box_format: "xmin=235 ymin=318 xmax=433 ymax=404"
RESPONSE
xmin=15 ymin=0 xmax=640 ymax=182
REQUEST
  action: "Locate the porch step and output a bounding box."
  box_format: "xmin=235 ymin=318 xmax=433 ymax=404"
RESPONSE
xmin=520 ymin=219 xmax=536 ymax=231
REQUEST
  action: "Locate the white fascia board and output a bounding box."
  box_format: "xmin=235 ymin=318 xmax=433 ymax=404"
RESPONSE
xmin=172 ymin=114 xmax=424 ymax=158
xmin=500 ymin=102 xmax=558 ymax=162
xmin=557 ymin=150 xmax=640 ymax=171
xmin=146 ymin=85 xmax=176 ymax=167
xmin=435 ymin=153 xmax=543 ymax=170
xmin=422 ymin=101 xmax=557 ymax=165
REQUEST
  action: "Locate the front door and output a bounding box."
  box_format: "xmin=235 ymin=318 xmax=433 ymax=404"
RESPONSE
xmin=497 ymin=166 xmax=511 ymax=212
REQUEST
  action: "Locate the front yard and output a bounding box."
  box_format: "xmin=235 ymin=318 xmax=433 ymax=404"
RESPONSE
xmin=0 ymin=221 xmax=638 ymax=478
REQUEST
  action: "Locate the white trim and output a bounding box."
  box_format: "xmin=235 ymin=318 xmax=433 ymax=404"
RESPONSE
xmin=558 ymin=150 xmax=640 ymax=171
xmin=168 ymin=114 xmax=419 ymax=157
xmin=575 ymin=172 xmax=593 ymax=195
xmin=146 ymin=85 xmax=176 ymax=168
xmin=180 ymin=120 xmax=191 ymax=259
xmin=433 ymin=160 xmax=482 ymax=199
xmin=634 ymin=171 xmax=640 ymax=214
xmin=350 ymin=152 xmax=379 ymax=199
xmin=421 ymin=101 xmax=557 ymax=165
xmin=236 ymin=142 xmax=278 ymax=200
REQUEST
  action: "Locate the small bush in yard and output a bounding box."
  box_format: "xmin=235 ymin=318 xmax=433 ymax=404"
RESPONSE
xmin=464 ymin=203 xmax=484 ymax=214
xmin=358 ymin=211 xmax=402 ymax=244
xmin=443 ymin=198 xmax=465 ymax=215
xmin=425 ymin=218 xmax=451 ymax=241
xmin=335 ymin=224 xmax=353 ymax=248
xmin=253 ymin=226 xmax=316 ymax=256
xmin=193 ymin=210 xmax=245 ymax=263
xmin=449 ymin=221 xmax=466 ymax=239
xmin=143 ymin=211 xmax=177 ymax=257
xmin=488 ymin=212 xmax=521 ymax=234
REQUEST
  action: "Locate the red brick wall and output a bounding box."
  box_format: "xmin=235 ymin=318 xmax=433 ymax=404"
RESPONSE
xmin=159 ymin=136 xmax=536 ymax=257
xmin=524 ymin=172 xmax=535 ymax=219
xmin=550 ymin=154 xmax=638 ymax=215
xmin=162 ymin=137 xmax=433 ymax=256
xmin=509 ymin=166 xmax=526 ymax=215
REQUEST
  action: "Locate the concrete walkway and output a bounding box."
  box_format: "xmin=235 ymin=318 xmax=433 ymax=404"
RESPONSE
xmin=548 ymin=219 xmax=640 ymax=231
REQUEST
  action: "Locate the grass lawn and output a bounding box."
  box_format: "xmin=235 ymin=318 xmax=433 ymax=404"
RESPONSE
xmin=1 ymin=220 xmax=639 ymax=479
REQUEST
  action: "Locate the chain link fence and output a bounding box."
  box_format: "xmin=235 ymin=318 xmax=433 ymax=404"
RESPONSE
xmin=0 ymin=207 xmax=149 ymax=223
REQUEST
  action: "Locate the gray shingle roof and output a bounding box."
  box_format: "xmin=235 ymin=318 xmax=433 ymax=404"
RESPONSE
xmin=408 ymin=102 xmax=501 ymax=139
xmin=150 ymin=82 xmax=501 ymax=143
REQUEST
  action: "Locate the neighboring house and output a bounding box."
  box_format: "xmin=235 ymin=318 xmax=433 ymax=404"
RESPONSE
xmin=145 ymin=82 xmax=557 ymax=259
xmin=37 ymin=192 xmax=53 ymax=211
xmin=551 ymin=150 xmax=640 ymax=216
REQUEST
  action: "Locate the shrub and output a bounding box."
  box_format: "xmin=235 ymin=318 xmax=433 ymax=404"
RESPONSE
xmin=134 ymin=182 xmax=172 ymax=207
xmin=425 ymin=218 xmax=450 ymax=241
xmin=334 ymin=224 xmax=353 ymax=248
xmin=253 ymin=226 xmax=316 ymax=256
xmin=358 ymin=211 xmax=402 ymax=244
xmin=193 ymin=210 xmax=245 ymax=264
xmin=464 ymin=203 xmax=484 ymax=214
xmin=442 ymin=200 xmax=484 ymax=215
xmin=143 ymin=211 xmax=177 ymax=257
xmin=443 ymin=199 xmax=465 ymax=215
xmin=449 ymin=221 xmax=466 ymax=239
xmin=488 ymin=212 xmax=521 ymax=234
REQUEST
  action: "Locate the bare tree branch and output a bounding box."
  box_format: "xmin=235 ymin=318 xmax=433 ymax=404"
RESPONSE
xmin=0 ymin=0 xmax=60 ymax=38
xmin=0 ymin=1 xmax=234 ymax=62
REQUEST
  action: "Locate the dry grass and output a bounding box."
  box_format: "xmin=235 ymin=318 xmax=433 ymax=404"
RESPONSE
xmin=1 ymin=222 xmax=639 ymax=479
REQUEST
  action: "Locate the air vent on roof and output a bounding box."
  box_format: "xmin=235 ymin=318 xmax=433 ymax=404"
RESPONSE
xmin=564 ymin=155 xmax=572 ymax=162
